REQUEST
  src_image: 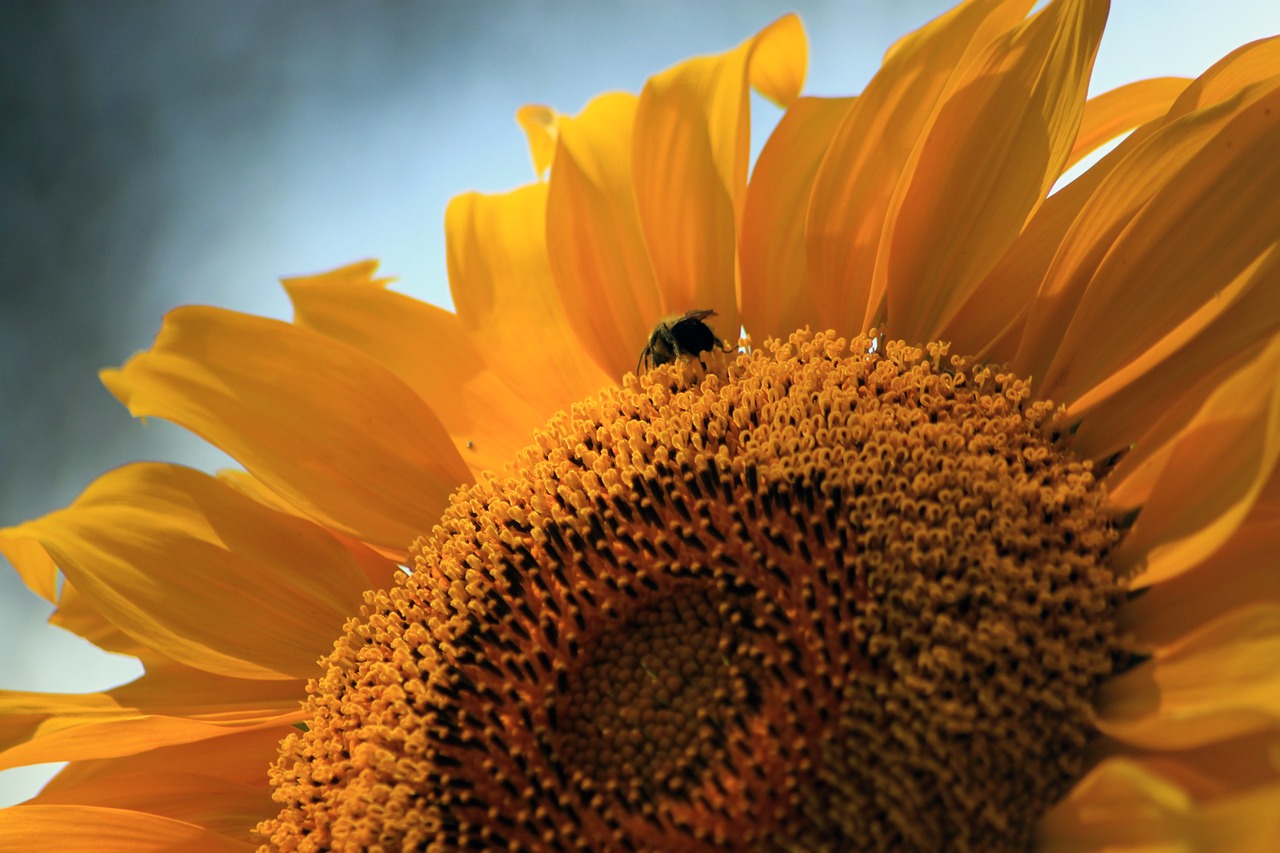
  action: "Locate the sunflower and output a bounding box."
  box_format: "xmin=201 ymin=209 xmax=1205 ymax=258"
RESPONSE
xmin=4 ymin=0 xmax=1280 ymax=849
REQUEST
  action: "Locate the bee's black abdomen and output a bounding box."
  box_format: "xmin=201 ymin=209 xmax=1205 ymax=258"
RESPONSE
xmin=669 ymin=313 xmax=720 ymax=358
xmin=637 ymin=309 xmax=727 ymax=374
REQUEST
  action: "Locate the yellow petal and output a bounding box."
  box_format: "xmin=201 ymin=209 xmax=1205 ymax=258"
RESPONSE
xmin=1 ymin=463 xmax=370 ymax=680
xmin=1014 ymin=38 xmax=1280 ymax=391
xmin=1108 ymin=336 xmax=1280 ymax=585
xmin=880 ymin=0 xmax=1109 ymax=344
xmin=446 ymin=185 xmax=613 ymax=414
xmin=1097 ymin=605 xmax=1280 ymax=750
xmin=632 ymin=14 xmax=806 ymax=331
xmin=0 ymin=805 xmax=249 ymax=852
xmin=805 ymin=0 xmax=1036 ymax=335
xmin=1065 ymin=77 xmax=1190 ymax=170
xmin=1069 ymin=247 xmax=1280 ymax=466
xmin=1123 ymin=729 xmax=1280 ymax=802
xmin=49 ymin=582 xmax=147 ymax=658
xmin=940 ymin=83 xmax=1180 ymax=361
xmin=31 ymin=769 xmax=272 ymax=846
xmin=1037 ymin=84 xmax=1280 ymax=408
xmin=100 ymin=306 xmax=472 ymax=557
xmin=0 ymin=534 xmax=58 ymax=603
xmin=516 ymin=104 xmax=558 ymax=179
xmin=739 ymin=96 xmax=853 ymax=343
xmin=284 ymin=263 xmax=561 ymax=475
xmin=1123 ymin=517 xmax=1280 ymax=649
xmin=43 ymin=726 xmax=284 ymax=790
xmin=0 ymin=665 xmax=300 ymax=770
xmin=1039 ymin=759 xmax=1280 ymax=853
xmin=543 ymin=93 xmax=664 ymax=377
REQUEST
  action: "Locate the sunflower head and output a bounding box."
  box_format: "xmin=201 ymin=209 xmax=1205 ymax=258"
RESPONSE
xmin=261 ymin=332 xmax=1126 ymax=850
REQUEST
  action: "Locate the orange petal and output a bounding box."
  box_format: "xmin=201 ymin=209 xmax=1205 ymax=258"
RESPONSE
xmin=805 ymin=0 xmax=1036 ymax=335
xmin=516 ymin=104 xmax=558 ymax=179
xmin=1 ymin=463 xmax=370 ymax=680
xmin=0 ymin=666 xmax=300 ymax=770
xmin=940 ymin=87 xmax=1180 ymax=362
xmin=543 ymin=93 xmax=664 ymax=377
xmin=1065 ymin=77 xmax=1190 ymax=170
xmin=1038 ymin=85 xmax=1280 ymax=408
xmin=49 ymin=582 xmax=147 ymax=658
xmin=632 ymin=14 xmax=806 ymax=331
xmin=739 ymin=96 xmax=853 ymax=343
xmin=1014 ymin=39 xmax=1280 ymax=383
xmin=284 ymin=264 xmax=561 ymax=475
xmin=1069 ymin=247 xmax=1280 ymax=466
xmin=446 ymin=185 xmax=614 ymax=414
xmin=42 ymin=726 xmax=285 ymax=791
xmin=1097 ymin=605 xmax=1280 ymax=750
xmin=0 ymin=805 xmax=250 ymax=852
xmin=1039 ymin=759 xmax=1280 ymax=852
xmin=100 ymin=306 xmax=472 ymax=557
xmin=1108 ymin=336 xmax=1280 ymax=585
xmin=0 ymin=534 xmax=58 ymax=604
xmin=1118 ymin=729 xmax=1280 ymax=803
xmin=880 ymin=0 xmax=1109 ymax=344
xmin=1123 ymin=517 xmax=1280 ymax=649
xmin=31 ymin=769 xmax=273 ymax=846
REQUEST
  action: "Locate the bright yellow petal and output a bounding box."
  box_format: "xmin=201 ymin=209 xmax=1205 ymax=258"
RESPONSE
xmin=1038 ymin=84 xmax=1280 ymax=408
xmin=446 ymin=185 xmax=614 ymax=414
xmin=739 ymin=96 xmax=853 ymax=343
xmin=2 ymin=463 xmax=370 ymax=680
xmin=1097 ymin=605 xmax=1280 ymax=750
xmin=0 ymin=805 xmax=250 ymax=852
xmin=1065 ymin=77 xmax=1190 ymax=170
xmin=516 ymin=103 xmax=558 ymax=179
xmin=543 ymin=93 xmax=664 ymax=377
xmin=632 ymin=14 xmax=806 ymax=330
xmin=805 ymin=0 xmax=1036 ymax=335
xmin=881 ymin=0 xmax=1108 ymax=344
xmin=284 ymin=264 xmax=561 ymax=475
xmin=100 ymin=307 xmax=472 ymax=557
xmin=1108 ymin=336 xmax=1280 ymax=585
xmin=1122 ymin=517 xmax=1280 ymax=649
xmin=1039 ymin=759 xmax=1280 ymax=852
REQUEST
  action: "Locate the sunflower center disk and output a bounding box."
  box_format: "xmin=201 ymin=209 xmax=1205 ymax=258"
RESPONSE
xmin=262 ymin=331 xmax=1126 ymax=852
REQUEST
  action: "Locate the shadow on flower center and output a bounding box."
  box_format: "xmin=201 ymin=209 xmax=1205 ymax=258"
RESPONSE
xmin=260 ymin=331 xmax=1127 ymax=851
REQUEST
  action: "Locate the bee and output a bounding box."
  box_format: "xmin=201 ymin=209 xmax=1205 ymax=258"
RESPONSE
xmin=637 ymin=309 xmax=730 ymax=373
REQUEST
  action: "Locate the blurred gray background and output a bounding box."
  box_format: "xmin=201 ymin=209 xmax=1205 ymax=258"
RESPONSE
xmin=2 ymin=0 xmax=1277 ymax=806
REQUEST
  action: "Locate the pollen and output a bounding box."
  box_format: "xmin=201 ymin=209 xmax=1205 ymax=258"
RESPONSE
xmin=259 ymin=331 xmax=1126 ymax=851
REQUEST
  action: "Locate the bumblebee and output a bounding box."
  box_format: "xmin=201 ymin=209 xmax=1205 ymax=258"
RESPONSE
xmin=637 ymin=309 xmax=730 ymax=373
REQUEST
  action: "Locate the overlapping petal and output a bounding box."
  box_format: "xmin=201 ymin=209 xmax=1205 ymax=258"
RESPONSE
xmin=740 ymin=95 xmax=852 ymax=342
xmin=1108 ymin=336 xmax=1280 ymax=585
xmin=1039 ymin=760 xmax=1280 ymax=852
xmin=101 ymin=308 xmax=472 ymax=558
xmin=804 ymin=0 xmax=1036 ymax=334
xmin=0 ymin=805 xmax=250 ymax=852
xmin=0 ymin=463 xmax=369 ymax=680
xmin=631 ymin=14 xmax=806 ymax=336
xmin=879 ymin=0 xmax=1109 ymax=344
xmin=0 ymin=663 xmax=300 ymax=771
